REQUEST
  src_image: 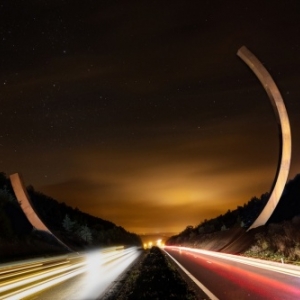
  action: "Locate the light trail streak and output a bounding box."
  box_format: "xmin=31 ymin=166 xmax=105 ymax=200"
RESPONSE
xmin=166 ymin=246 xmax=300 ymax=277
xmin=3 ymin=266 xmax=85 ymax=300
xmin=75 ymin=247 xmax=141 ymax=299
xmin=0 ymin=260 xmax=84 ymax=293
xmin=0 ymin=246 xmax=141 ymax=300
xmin=164 ymin=246 xmax=300 ymax=299
xmin=0 ymin=262 xmax=43 ymax=276
xmin=0 ymin=260 xmax=70 ymax=282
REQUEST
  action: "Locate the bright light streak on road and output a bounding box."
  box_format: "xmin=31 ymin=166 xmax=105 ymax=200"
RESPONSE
xmin=0 ymin=259 xmax=82 ymax=294
xmin=0 ymin=246 xmax=141 ymax=300
xmin=177 ymin=247 xmax=300 ymax=277
xmin=75 ymin=246 xmax=141 ymax=299
xmin=163 ymin=246 xmax=300 ymax=300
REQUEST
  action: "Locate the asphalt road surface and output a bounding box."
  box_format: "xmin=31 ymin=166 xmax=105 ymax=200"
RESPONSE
xmin=163 ymin=246 xmax=300 ymax=300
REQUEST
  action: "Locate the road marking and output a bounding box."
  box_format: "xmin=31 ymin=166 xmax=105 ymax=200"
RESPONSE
xmin=163 ymin=249 xmax=219 ymax=300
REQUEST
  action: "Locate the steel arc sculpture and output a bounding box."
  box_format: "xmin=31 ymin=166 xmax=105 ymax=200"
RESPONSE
xmin=237 ymin=46 xmax=292 ymax=231
xmin=10 ymin=173 xmax=73 ymax=251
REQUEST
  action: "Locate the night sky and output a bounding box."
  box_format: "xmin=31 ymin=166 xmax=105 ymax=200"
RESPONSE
xmin=1 ymin=1 xmax=300 ymax=234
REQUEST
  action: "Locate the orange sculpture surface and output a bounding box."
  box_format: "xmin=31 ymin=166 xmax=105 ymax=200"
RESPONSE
xmin=10 ymin=173 xmax=72 ymax=251
xmin=237 ymin=46 xmax=292 ymax=230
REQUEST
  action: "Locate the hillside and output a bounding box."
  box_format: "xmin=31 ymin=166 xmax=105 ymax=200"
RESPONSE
xmin=0 ymin=172 xmax=141 ymax=261
xmin=166 ymin=173 xmax=300 ymax=261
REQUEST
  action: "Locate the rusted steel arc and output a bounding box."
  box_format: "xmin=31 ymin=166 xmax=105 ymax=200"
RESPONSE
xmin=237 ymin=46 xmax=292 ymax=230
xmin=10 ymin=173 xmax=51 ymax=232
xmin=10 ymin=173 xmax=73 ymax=251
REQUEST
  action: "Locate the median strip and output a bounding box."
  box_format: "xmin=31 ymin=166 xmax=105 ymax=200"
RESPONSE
xmin=104 ymin=246 xmax=210 ymax=299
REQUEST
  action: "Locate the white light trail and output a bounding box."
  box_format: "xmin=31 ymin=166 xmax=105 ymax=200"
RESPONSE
xmin=0 ymin=246 xmax=141 ymax=299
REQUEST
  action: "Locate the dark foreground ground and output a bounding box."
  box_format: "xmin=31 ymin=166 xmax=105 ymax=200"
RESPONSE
xmin=103 ymin=246 xmax=208 ymax=300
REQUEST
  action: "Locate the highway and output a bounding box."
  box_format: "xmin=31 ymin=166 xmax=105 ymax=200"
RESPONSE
xmin=0 ymin=246 xmax=141 ymax=300
xmin=163 ymin=246 xmax=300 ymax=300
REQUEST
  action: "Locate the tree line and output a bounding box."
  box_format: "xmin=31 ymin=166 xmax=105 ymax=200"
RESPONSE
xmin=0 ymin=172 xmax=141 ymax=253
xmin=167 ymin=173 xmax=300 ymax=245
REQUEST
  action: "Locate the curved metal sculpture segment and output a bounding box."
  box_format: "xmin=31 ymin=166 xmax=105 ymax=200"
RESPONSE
xmin=10 ymin=173 xmax=72 ymax=251
xmin=237 ymin=46 xmax=292 ymax=230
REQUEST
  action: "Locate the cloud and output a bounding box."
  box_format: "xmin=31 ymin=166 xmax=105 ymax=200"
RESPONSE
xmin=35 ymin=123 xmax=278 ymax=234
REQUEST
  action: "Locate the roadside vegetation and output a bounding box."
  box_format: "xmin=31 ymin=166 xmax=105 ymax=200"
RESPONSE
xmin=166 ymin=173 xmax=300 ymax=264
xmin=0 ymin=172 xmax=141 ymax=261
xmin=2 ymin=170 xmax=300 ymax=266
xmin=243 ymin=218 xmax=300 ymax=265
